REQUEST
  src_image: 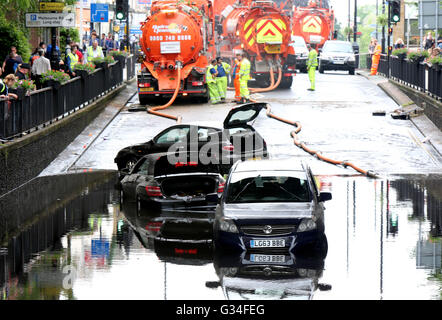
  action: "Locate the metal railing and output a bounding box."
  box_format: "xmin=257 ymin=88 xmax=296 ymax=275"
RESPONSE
xmin=373 ymin=56 xmax=441 ymax=100
xmin=0 ymin=56 xmax=137 ymax=140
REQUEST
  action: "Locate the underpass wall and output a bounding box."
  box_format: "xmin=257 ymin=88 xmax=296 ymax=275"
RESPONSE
xmin=0 ymin=84 xmax=126 ymax=196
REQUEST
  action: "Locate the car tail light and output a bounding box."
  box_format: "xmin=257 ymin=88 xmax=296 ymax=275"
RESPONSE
xmin=223 ymin=144 xmax=234 ymax=152
xmin=145 ymin=185 xmax=163 ymax=197
xmin=138 ymin=82 xmax=151 ymax=88
xmin=192 ymin=81 xmax=203 ymax=86
xmin=145 ymin=222 xmax=163 ymax=232
xmin=284 ymin=73 xmax=292 ymax=77
xmin=217 ymin=181 xmax=225 ymax=194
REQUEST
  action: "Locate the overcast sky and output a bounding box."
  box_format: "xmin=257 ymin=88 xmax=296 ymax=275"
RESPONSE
xmin=330 ymin=0 xmax=378 ymax=25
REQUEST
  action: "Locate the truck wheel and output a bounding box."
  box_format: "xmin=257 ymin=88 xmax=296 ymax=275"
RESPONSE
xmin=278 ymin=76 xmax=293 ymax=89
xmin=139 ymin=96 xmax=149 ymax=105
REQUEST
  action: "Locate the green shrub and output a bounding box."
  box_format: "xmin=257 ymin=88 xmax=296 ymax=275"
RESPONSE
xmin=429 ymin=56 xmax=442 ymax=66
xmin=392 ymin=48 xmax=408 ymax=57
xmin=0 ymin=16 xmax=31 ymax=63
xmin=73 ymin=62 xmax=96 ymax=73
xmin=407 ymin=51 xmax=430 ymax=62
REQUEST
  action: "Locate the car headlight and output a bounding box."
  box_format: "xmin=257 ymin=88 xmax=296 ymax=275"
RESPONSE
xmin=297 ymin=218 xmax=317 ymax=232
xmin=219 ymin=217 xmax=238 ymax=233
xmin=320 ymin=55 xmax=330 ymax=60
xmin=348 ymin=56 xmax=355 ymax=62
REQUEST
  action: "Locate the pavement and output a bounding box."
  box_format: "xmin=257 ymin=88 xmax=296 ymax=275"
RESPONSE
xmin=357 ymin=69 xmax=442 ymax=158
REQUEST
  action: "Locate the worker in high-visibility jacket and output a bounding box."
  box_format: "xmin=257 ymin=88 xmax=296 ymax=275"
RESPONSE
xmin=231 ymin=58 xmax=241 ymax=103
xmin=370 ymin=39 xmax=382 ymax=76
xmin=206 ymin=59 xmax=220 ymax=104
xmin=65 ymin=47 xmax=79 ymax=78
xmin=307 ymin=44 xmax=318 ymax=91
xmin=86 ymin=40 xmax=104 ymax=62
xmin=237 ymin=52 xmax=251 ymax=103
xmin=215 ymin=57 xmax=231 ymax=102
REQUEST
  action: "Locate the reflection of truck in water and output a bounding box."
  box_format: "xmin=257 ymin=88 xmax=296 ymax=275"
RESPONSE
xmin=137 ymin=0 xmax=216 ymax=104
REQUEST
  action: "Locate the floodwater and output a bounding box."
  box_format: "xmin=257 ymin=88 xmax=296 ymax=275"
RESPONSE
xmin=0 ymin=171 xmax=440 ymax=300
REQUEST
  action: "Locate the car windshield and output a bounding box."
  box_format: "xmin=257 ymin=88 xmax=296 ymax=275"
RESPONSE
xmin=226 ymin=172 xmax=312 ymax=204
xmin=132 ymin=157 xmax=151 ymax=175
xmin=323 ymin=42 xmax=353 ymax=53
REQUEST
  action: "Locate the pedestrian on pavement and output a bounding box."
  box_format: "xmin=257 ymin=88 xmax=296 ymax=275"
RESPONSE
xmin=99 ymin=33 xmax=108 ymax=56
xmin=106 ymin=33 xmax=116 ymax=52
xmin=237 ymin=52 xmax=251 ymax=103
xmin=368 ymin=38 xmax=375 ymax=55
xmin=307 ymin=44 xmax=318 ymax=91
xmin=438 ymin=35 xmax=442 ymax=49
xmin=424 ymin=32 xmax=435 ymax=50
xmin=85 ymin=40 xmax=104 ymax=62
xmin=29 ymin=42 xmax=46 ymax=67
xmin=88 ymin=30 xmax=98 ymax=47
xmin=65 ymin=46 xmax=79 ymax=78
xmin=15 ymin=63 xmax=30 ymax=81
xmin=0 ymin=74 xmax=18 ymax=100
xmin=71 ymin=43 xmax=84 ymax=64
xmin=2 ymin=47 xmax=23 ymax=78
xmin=206 ymin=59 xmax=220 ymax=104
xmin=370 ymin=39 xmax=382 ymax=76
xmin=231 ymin=57 xmax=241 ymax=103
xmin=120 ymin=35 xmax=130 ymax=52
xmin=394 ymin=38 xmax=405 ymax=49
xmin=31 ymin=49 xmax=51 ymax=89
xmin=45 ymin=43 xmax=64 ymax=70
xmin=216 ymin=57 xmax=231 ymax=102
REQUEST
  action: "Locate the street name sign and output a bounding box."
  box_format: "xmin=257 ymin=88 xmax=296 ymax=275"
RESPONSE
xmin=25 ymin=13 xmax=76 ymax=27
xmin=39 ymin=2 xmax=65 ymax=12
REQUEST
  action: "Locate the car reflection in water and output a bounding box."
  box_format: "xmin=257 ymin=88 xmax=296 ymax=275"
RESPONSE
xmin=120 ymin=198 xmax=215 ymax=265
xmin=207 ymin=251 xmax=331 ymax=300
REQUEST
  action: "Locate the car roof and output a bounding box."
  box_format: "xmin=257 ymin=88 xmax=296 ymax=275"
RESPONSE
xmin=181 ymin=121 xmax=222 ymax=129
xmin=232 ymin=159 xmax=307 ymax=173
xmin=324 ymin=40 xmax=352 ymax=45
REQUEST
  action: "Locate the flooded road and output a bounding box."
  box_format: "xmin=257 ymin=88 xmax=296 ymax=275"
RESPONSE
xmin=1 ymin=171 xmax=440 ymax=300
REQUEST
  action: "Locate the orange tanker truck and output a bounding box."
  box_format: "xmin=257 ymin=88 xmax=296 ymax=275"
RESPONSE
xmin=138 ymin=0 xmax=216 ymax=105
xmin=291 ymin=0 xmax=335 ymax=49
xmin=218 ymin=0 xmax=296 ymax=89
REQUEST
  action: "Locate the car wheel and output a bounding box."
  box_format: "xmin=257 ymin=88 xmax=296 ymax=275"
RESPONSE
xmin=124 ymin=156 xmax=138 ymax=171
xmin=349 ymin=68 xmax=355 ymax=75
xmin=319 ymin=66 xmax=324 ymax=74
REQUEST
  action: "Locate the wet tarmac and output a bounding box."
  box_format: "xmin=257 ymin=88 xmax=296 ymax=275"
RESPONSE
xmin=1 ymin=72 xmax=441 ymax=300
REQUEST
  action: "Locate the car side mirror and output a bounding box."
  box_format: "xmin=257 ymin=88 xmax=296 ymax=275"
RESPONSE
xmin=319 ymin=192 xmax=332 ymax=202
xmin=206 ymin=193 xmax=219 ymax=204
xmin=205 ymin=281 xmax=221 ymax=289
xmin=318 ymin=48 xmax=322 ymax=55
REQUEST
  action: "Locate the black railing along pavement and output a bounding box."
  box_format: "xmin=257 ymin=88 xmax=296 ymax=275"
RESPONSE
xmin=376 ymin=56 xmax=441 ymax=100
xmin=0 ymin=55 xmax=137 ymax=140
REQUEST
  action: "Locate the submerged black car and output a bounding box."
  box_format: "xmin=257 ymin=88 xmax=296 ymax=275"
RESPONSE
xmin=114 ymin=103 xmax=269 ymax=174
xmin=120 ymin=152 xmax=225 ymax=208
xmin=212 ymin=159 xmax=331 ymax=256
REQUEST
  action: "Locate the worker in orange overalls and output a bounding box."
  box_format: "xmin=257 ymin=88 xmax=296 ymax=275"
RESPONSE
xmin=231 ymin=57 xmax=241 ymax=103
xmin=370 ymin=39 xmax=382 ymax=75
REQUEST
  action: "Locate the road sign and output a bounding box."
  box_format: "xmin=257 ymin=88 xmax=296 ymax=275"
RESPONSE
xmin=25 ymin=13 xmax=76 ymax=27
xmin=90 ymin=3 xmax=109 ymax=23
xmin=130 ymin=28 xmax=142 ymax=35
xmin=39 ymin=2 xmax=64 ymax=12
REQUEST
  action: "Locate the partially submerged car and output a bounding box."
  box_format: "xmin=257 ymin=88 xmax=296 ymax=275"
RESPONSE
xmin=212 ymin=159 xmax=331 ymax=256
xmin=120 ymin=152 xmax=225 ymax=208
xmin=114 ymin=103 xmax=269 ymax=175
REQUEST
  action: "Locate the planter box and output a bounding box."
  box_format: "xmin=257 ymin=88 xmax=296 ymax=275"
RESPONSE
xmin=75 ymin=69 xmax=90 ymax=80
xmin=44 ymin=80 xmax=61 ymax=90
xmin=94 ymin=62 xmax=108 ymax=69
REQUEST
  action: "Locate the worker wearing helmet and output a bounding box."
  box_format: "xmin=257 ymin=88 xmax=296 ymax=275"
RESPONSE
xmin=307 ymin=44 xmax=318 ymax=91
xmin=216 ymin=57 xmax=231 ymax=102
xmin=206 ymin=59 xmax=220 ymax=104
xmin=231 ymin=58 xmax=241 ymax=103
xmin=237 ymin=52 xmax=251 ymax=103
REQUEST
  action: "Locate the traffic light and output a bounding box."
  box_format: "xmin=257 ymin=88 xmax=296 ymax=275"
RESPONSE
xmin=388 ymin=27 xmax=393 ymax=36
xmin=115 ymin=0 xmax=127 ymax=21
xmin=390 ymin=0 xmax=401 ymax=24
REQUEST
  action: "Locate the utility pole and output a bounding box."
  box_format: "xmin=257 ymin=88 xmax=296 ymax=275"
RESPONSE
xmin=354 ymin=0 xmax=358 ymax=42
xmin=348 ymin=0 xmax=351 ymax=41
xmin=376 ymin=0 xmax=379 ymax=40
xmin=382 ymin=0 xmax=386 ymax=54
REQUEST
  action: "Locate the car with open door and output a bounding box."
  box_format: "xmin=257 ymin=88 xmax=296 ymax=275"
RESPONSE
xmin=114 ymin=103 xmax=269 ymax=176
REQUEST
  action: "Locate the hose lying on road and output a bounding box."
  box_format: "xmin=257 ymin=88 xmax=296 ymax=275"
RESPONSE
xmin=146 ymin=63 xmax=182 ymax=123
xmin=263 ymin=103 xmax=378 ymax=178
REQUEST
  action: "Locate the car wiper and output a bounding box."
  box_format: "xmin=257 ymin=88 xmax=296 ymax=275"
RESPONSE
xmin=277 ymin=185 xmax=305 ymax=201
xmin=230 ymin=175 xmax=261 ymax=203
